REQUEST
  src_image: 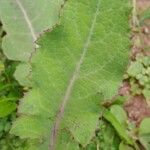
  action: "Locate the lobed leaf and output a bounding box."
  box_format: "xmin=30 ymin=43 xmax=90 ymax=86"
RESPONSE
xmin=0 ymin=0 xmax=64 ymax=61
xmin=0 ymin=0 xmax=64 ymax=86
xmin=11 ymin=0 xmax=130 ymax=149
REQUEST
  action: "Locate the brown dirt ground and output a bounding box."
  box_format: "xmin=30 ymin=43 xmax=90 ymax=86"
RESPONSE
xmin=124 ymin=95 xmax=150 ymax=125
xmin=137 ymin=0 xmax=150 ymax=12
xmin=120 ymin=0 xmax=150 ymax=126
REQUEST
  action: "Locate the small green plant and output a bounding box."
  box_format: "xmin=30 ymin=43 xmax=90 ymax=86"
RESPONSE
xmin=0 ymin=58 xmax=27 ymax=149
xmin=126 ymin=54 xmax=150 ymax=100
xmin=0 ymin=26 xmax=26 ymax=150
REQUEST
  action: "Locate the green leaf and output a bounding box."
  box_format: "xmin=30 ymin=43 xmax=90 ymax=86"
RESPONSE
xmin=139 ymin=134 xmax=150 ymax=150
xmin=139 ymin=118 xmax=150 ymax=135
xmin=143 ymin=88 xmax=150 ymax=100
xmin=127 ymin=61 xmax=143 ymax=77
xmin=14 ymin=63 xmax=32 ymax=87
xmin=119 ymin=142 xmax=134 ymax=150
xmin=104 ymin=110 xmax=133 ymax=145
xmin=0 ymin=0 xmax=64 ymax=86
xmin=0 ymin=100 xmax=16 ymax=117
xmin=11 ymin=116 xmax=52 ymax=139
xmin=56 ymin=130 xmax=80 ymax=150
xmin=139 ymin=118 xmax=150 ymax=150
xmin=11 ymin=0 xmax=130 ymax=149
xmin=0 ymin=0 xmax=64 ymax=62
xmin=110 ymin=105 xmax=128 ymax=127
xmin=98 ymin=121 xmax=121 ymax=150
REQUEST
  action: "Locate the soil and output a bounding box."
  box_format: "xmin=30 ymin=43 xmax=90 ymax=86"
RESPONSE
xmin=137 ymin=0 xmax=150 ymax=12
xmin=124 ymin=95 xmax=150 ymax=125
xmin=121 ymin=0 xmax=150 ymax=126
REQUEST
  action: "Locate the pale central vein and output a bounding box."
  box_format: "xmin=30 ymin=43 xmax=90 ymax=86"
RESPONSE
xmin=15 ymin=0 xmax=36 ymax=42
xmin=49 ymin=0 xmax=100 ymax=149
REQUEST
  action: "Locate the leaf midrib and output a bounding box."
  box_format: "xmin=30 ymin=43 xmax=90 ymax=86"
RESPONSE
xmin=49 ymin=0 xmax=100 ymax=149
xmin=15 ymin=0 xmax=36 ymax=42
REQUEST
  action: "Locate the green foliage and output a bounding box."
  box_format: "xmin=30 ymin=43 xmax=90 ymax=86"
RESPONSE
xmin=0 ymin=0 xmax=64 ymax=87
xmin=139 ymin=118 xmax=150 ymax=150
xmin=0 ymin=60 xmax=27 ymax=149
xmin=98 ymin=120 xmax=121 ymax=150
xmin=14 ymin=63 xmax=32 ymax=87
xmin=72 ymin=120 xmax=121 ymax=150
xmin=3 ymin=0 xmax=150 ymax=150
xmin=0 ymin=0 xmax=64 ymax=62
xmin=0 ymin=25 xmax=26 ymax=150
xmin=103 ymin=108 xmax=133 ymax=145
xmin=119 ymin=142 xmax=134 ymax=150
xmin=2 ymin=0 xmax=150 ymax=150
xmin=10 ymin=0 xmax=130 ymax=149
xmin=0 ymin=100 xmax=16 ymax=118
xmin=0 ymin=115 xmax=27 ymax=150
xmin=0 ymin=25 xmax=20 ymax=117
xmin=127 ymin=54 xmax=150 ymax=100
xmin=1 ymin=0 xmax=150 ymax=149
xmin=110 ymin=105 xmax=128 ymax=127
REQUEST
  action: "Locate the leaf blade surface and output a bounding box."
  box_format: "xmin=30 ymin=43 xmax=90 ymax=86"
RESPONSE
xmin=0 ymin=0 xmax=63 ymax=61
xmin=11 ymin=0 xmax=130 ymax=149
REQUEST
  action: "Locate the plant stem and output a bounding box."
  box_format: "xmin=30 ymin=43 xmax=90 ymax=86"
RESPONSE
xmin=132 ymin=0 xmax=139 ymax=27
